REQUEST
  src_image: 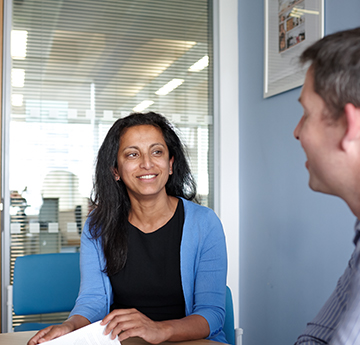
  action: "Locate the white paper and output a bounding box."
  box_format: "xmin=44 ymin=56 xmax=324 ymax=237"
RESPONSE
xmin=103 ymin=110 xmax=113 ymax=120
xmin=10 ymin=223 xmax=21 ymax=234
xmin=68 ymin=109 xmax=78 ymax=119
xmin=43 ymin=321 xmax=120 ymax=345
xmin=49 ymin=109 xmax=59 ymax=119
xmin=48 ymin=222 xmax=59 ymax=233
xmin=86 ymin=110 xmax=95 ymax=120
xmin=67 ymin=222 xmax=77 ymax=233
xmin=29 ymin=222 xmax=40 ymax=233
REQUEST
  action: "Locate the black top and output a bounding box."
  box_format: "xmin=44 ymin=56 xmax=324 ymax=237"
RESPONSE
xmin=110 ymin=199 xmax=186 ymax=321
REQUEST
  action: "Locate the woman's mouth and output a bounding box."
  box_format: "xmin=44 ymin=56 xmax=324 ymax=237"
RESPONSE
xmin=138 ymin=174 xmax=157 ymax=180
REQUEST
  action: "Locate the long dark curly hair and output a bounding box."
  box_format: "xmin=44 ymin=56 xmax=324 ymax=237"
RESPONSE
xmin=89 ymin=112 xmax=198 ymax=276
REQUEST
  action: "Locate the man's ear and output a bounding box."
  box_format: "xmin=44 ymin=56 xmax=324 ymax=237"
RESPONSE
xmin=342 ymin=103 xmax=360 ymax=150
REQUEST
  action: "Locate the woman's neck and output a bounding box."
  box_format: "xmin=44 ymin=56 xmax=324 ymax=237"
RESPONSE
xmin=128 ymin=194 xmax=179 ymax=233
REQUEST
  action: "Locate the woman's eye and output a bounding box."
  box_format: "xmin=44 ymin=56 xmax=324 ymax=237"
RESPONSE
xmin=153 ymin=150 xmax=162 ymax=156
xmin=127 ymin=152 xmax=137 ymax=158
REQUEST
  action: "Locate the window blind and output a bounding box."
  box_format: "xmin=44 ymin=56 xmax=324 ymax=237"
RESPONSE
xmin=9 ymin=0 xmax=213 ymax=328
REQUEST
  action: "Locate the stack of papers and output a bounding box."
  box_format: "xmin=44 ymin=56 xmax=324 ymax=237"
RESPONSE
xmin=43 ymin=321 xmax=120 ymax=344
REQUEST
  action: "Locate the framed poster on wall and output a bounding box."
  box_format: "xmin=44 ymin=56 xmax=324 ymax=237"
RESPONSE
xmin=264 ymin=0 xmax=324 ymax=98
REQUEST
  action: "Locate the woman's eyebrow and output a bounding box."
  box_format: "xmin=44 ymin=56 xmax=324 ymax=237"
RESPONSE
xmin=150 ymin=143 xmax=166 ymax=148
xmin=122 ymin=143 xmax=165 ymax=151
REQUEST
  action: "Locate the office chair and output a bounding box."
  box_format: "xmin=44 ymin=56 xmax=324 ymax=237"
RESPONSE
xmin=7 ymin=252 xmax=80 ymax=332
xmin=224 ymin=286 xmax=243 ymax=345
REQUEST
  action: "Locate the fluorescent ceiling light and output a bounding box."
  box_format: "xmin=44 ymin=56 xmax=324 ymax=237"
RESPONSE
xmin=188 ymin=56 xmax=209 ymax=72
xmin=11 ymin=30 xmax=28 ymax=60
xmin=12 ymin=94 xmax=23 ymax=107
xmin=155 ymin=79 xmax=184 ymax=96
xmin=133 ymin=100 xmax=154 ymax=112
xmin=11 ymin=69 xmax=25 ymax=87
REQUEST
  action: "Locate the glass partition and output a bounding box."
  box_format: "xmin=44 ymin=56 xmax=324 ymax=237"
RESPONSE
xmin=7 ymin=0 xmax=213 ymax=328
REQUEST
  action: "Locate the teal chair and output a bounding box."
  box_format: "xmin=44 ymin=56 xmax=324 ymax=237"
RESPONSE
xmin=7 ymin=253 xmax=80 ymax=332
xmin=224 ymin=286 xmax=243 ymax=345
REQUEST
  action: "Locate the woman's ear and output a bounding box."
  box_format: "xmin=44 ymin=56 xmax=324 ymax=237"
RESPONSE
xmin=169 ymin=157 xmax=174 ymax=175
xmin=112 ymin=168 xmax=121 ymax=181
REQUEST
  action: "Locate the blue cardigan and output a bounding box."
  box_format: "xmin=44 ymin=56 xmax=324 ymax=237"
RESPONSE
xmin=69 ymin=198 xmax=228 ymax=343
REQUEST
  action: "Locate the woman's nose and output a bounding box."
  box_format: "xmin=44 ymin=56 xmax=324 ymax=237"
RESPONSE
xmin=140 ymin=154 xmax=154 ymax=169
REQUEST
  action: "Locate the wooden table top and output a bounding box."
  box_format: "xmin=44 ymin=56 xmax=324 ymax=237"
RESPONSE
xmin=0 ymin=331 xmax=223 ymax=345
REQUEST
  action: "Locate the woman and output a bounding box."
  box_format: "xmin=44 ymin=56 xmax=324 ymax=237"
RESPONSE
xmin=28 ymin=112 xmax=227 ymax=345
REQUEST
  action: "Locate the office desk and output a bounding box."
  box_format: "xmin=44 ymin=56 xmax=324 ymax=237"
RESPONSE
xmin=0 ymin=331 xmax=223 ymax=345
xmin=0 ymin=331 xmax=35 ymax=344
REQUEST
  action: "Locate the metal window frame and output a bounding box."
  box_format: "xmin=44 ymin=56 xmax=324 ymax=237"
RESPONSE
xmin=2 ymin=0 xmax=12 ymax=332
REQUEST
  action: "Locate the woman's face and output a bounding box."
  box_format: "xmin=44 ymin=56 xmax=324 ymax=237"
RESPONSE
xmin=114 ymin=125 xmax=174 ymax=201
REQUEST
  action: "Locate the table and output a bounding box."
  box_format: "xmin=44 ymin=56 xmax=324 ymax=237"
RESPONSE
xmin=0 ymin=331 xmax=223 ymax=345
xmin=0 ymin=331 xmax=36 ymax=344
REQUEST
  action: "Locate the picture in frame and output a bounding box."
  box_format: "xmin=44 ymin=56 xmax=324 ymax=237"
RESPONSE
xmin=264 ymin=0 xmax=324 ymax=98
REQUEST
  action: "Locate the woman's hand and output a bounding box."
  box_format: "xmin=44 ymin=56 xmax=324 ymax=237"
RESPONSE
xmin=101 ymin=309 xmax=171 ymax=344
xmin=27 ymin=323 xmax=74 ymax=345
xmin=27 ymin=315 xmax=90 ymax=345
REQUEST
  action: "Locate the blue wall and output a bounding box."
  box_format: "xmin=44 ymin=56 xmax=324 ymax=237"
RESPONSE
xmin=238 ymin=1 xmax=360 ymax=344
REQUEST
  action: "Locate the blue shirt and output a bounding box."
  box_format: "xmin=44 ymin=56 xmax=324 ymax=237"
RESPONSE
xmin=69 ymin=198 xmax=228 ymax=343
xmin=295 ymin=219 xmax=360 ymax=345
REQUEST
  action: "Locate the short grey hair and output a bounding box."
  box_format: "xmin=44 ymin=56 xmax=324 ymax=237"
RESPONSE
xmin=300 ymin=27 xmax=360 ymax=120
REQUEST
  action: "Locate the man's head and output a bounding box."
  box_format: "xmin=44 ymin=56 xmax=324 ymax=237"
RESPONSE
xmin=300 ymin=27 xmax=360 ymax=121
xmin=294 ymin=27 xmax=360 ymax=210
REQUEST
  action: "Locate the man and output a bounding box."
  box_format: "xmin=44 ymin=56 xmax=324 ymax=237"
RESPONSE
xmin=294 ymin=27 xmax=360 ymax=344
